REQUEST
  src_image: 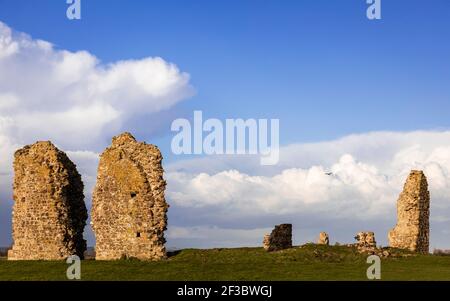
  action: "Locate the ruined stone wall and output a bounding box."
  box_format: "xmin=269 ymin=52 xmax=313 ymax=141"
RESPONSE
xmin=355 ymin=231 xmax=376 ymax=252
xmin=263 ymin=224 xmax=292 ymax=251
xmin=317 ymin=232 xmax=329 ymax=245
xmin=388 ymin=170 xmax=430 ymax=253
xmin=8 ymin=142 xmax=87 ymax=260
xmin=91 ymin=133 xmax=168 ymax=260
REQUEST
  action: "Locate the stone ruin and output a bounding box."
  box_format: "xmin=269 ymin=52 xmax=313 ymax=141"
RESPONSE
xmin=263 ymin=224 xmax=292 ymax=251
xmin=354 ymin=231 xmax=391 ymax=257
xmin=8 ymin=141 xmax=87 ymax=260
xmin=2 ymin=137 xmax=434 ymax=261
xmin=388 ymin=170 xmax=430 ymax=254
xmin=317 ymin=232 xmax=329 ymax=245
xmin=91 ymin=132 xmax=169 ymax=260
xmin=354 ymin=231 xmax=377 ymax=251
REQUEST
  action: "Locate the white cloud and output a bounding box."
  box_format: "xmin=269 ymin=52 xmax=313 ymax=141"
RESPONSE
xmin=166 ymin=130 xmax=450 ymax=248
xmin=167 ymin=155 xmax=396 ymax=217
xmin=0 ymin=21 xmax=194 ymax=149
xmin=0 ymin=23 xmax=18 ymax=59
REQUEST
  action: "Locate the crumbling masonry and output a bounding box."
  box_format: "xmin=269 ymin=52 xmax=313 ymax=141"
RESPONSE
xmin=355 ymin=231 xmax=377 ymax=253
xmin=263 ymin=224 xmax=292 ymax=251
xmin=8 ymin=142 xmax=87 ymax=260
xmin=388 ymin=170 xmax=430 ymax=253
xmin=91 ymin=133 xmax=168 ymax=260
xmin=317 ymin=232 xmax=329 ymax=245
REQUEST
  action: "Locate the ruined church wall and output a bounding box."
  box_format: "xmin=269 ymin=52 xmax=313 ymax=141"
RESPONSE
xmin=388 ymin=170 xmax=430 ymax=253
xmin=8 ymin=141 xmax=87 ymax=260
xmin=91 ymin=133 xmax=168 ymax=260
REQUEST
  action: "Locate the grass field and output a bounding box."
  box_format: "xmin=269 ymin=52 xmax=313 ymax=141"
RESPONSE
xmin=0 ymin=244 xmax=449 ymax=281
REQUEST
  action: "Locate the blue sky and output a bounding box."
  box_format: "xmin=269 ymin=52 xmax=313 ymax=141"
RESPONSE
xmin=1 ymin=0 xmax=450 ymax=161
xmin=1 ymin=0 xmax=450 ymax=249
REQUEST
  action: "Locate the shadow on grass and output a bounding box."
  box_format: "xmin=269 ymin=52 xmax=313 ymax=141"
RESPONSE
xmin=167 ymin=250 xmax=182 ymax=258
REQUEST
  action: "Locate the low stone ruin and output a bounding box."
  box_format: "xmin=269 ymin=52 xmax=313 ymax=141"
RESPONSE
xmin=91 ymin=133 xmax=169 ymax=260
xmin=263 ymin=224 xmax=292 ymax=251
xmin=353 ymin=232 xmax=391 ymax=257
xmin=354 ymin=231 xmax=377 ymax=251
xmin=8 ymin=141 xmax=87 ymax=260
xmin=317 ymin=232 xmax=329 ymax=245
xmin=388 ymin=170 xmax=430 ymax=254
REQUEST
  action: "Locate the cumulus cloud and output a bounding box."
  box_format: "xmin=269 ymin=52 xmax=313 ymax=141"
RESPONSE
xmin=167 ymin=131 xmax=450 ymax=217
xmin=167 ymin=155 xmax=395 ymax=218
xmin=0 ymin=21 xmax=194 ymax=149
xmin=166 ymin=130 xmax=450 ymax=249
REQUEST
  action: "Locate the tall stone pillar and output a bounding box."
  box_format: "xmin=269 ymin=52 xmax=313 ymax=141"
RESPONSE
xmin=91 ymin=132 xmax=168 ymax=260
xmin=8 ymin=141 xmax=87 ymax=260
xmin=388 ymin=170 xmax=430 ymax=253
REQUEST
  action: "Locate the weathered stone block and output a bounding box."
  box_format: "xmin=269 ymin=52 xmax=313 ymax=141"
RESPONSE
xmin=91 ymin=133 xmax=168 ymax=260
xmin=355 ymin=231 xmax=376 ymax=248
xmin=317 ymin=232 xmax=329 ymax=245
xmin=263 ymin=224 xmax=292 ymax=252
xmin=388 ymin=170 xmax=430 ymax=253
xmin=8 ymin=141 xmax=87 ymax=260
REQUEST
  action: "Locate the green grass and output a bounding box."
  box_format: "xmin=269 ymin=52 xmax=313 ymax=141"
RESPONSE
xmin=0 ymin=244 xmax=449 ymax=280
